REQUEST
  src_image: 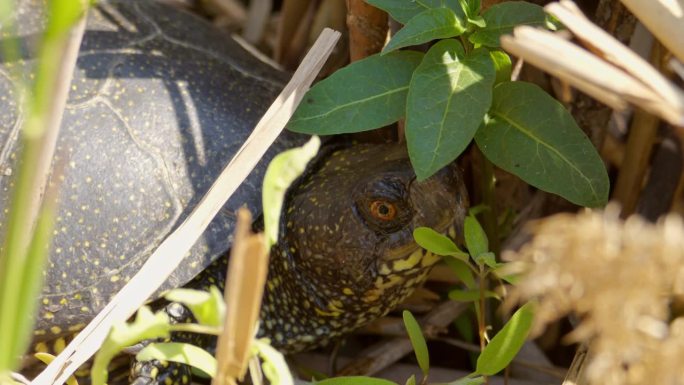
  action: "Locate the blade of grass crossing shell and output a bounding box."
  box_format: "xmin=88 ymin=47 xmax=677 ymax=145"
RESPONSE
xmin=32 ymin=28 xmax=341 ymax=385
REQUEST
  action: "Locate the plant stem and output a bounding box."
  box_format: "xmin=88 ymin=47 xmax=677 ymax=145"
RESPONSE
xmin=472 ymin=147 xmax=500 ymax=255
xmin=478 ymin=263 xmax=489 ymax=385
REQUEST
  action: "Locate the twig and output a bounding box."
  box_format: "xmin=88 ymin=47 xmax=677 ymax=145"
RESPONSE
xmin=31 ymin=28 xmax=341 ymax=385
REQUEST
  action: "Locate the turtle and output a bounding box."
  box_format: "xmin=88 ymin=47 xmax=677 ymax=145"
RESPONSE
xmin=0 ymin=0 xmax=469 ymax=383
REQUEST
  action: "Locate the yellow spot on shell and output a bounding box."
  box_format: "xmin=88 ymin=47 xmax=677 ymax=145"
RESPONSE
xmin=50 ymin=326 xmax=62 ymax=334
xmin=44 ymin=312 xmax=54 ymax=320
xmin=342 ymin=287 xmax=354 ymax=295
xmin=110 ymin=275 xmax=120 ymax=282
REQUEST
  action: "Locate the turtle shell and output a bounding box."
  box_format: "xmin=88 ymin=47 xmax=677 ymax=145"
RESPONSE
xmin=0 ymin=0 xmax=304 ymax=339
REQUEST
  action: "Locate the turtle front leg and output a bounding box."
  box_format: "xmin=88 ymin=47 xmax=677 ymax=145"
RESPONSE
xmin=128 ymin=302 xmax=212 ymax=385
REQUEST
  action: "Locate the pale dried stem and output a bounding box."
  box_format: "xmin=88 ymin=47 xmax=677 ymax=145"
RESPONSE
xmin=32 ymin=28 xmax=341 ymax=385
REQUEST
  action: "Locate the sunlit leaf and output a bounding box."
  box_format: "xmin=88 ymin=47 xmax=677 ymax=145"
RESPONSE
xmin=475 ymin=302 xmax=535 ymax=375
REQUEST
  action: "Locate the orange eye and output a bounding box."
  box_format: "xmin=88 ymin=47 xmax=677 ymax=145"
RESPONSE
xmin=370 ymin=200 xmax=397 ymax=221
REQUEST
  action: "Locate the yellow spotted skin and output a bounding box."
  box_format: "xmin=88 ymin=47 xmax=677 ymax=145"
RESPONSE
xmin=6 ymin=1 xmax=468 ymax=384
xmin=254 ymin=143 xmax=468 ymax=352
xmin=0 ymin=0 xmax=305 ymax=343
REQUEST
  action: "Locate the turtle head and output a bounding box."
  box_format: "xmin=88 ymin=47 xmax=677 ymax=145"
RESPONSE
xmin=264 ymin=143 xmax=467 ymax=351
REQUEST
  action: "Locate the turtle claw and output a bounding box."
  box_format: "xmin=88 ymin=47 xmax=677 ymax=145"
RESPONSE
xmin=129 ymin=359 xmax=191 ymax=385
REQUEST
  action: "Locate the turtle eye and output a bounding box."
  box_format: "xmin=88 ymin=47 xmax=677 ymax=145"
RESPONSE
xmin=369 ymin=200 xmax=397 ymax=221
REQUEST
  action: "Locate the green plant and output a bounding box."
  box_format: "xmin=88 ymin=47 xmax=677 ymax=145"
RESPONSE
xmin=91 ymin=137 xmax=320 ymax=385
xmin=412 ymin=212 xmax=534 ymax=383
xmin=0 ymin=0 xmax=92 ymax=380
xmin=288 ymin=0 xmax=608 ymax=208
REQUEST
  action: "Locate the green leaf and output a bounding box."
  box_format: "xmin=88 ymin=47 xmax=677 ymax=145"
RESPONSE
xmin=475 ymin=82 xmax=609 ymax=207
xmin=315 ymin=377 xmax=398 ymax=385
xmin=464 ymin=215 xmax=488 ymax=258
xmin=489 ymin=50 xmax=511 ymax=84
xmin=288 ymin=51 xmax=423 ymax=134
xmin=469 ymin=2 xmax=546 ymax=47
xmin=414 ymin=227 xmax=468 ymax=260
xmin=263 ymin=136 xmax=320 ymax=246
xmin=92 ymin=307 xmax=171 ymax=385
xmin=444 ymin=257 xmax=476 ymax=289
xmin=467 ymin=15 xmax=487 ymax=29
xmin=474 ymin=252 xmax=498 ymax=268
xmin=448 ymin=289 xmax=499 ymax=301
xmin=402 ymin=310 xmax=430 ymax=375
xmin=252 ymin=338 xmax=295 ymax=385
xmin=164 ymin=287 xmax=225 ymax=327
xmin=137 ymin=342 xmax=217 ymax=378
xmin=366 ymin=0 xmax=426 ymax=24
xmin=382 ymin=8 xmax=466 ymax=54
xmin=491 ymin=261 xmax=526 ymax=285
xmin=475 ymin=302 xmax=535 ymax=375
xmin=440 ymin=376 xmax=486 ymax=385
xmin=366 ymin=0 xmax=465 ymax=24
xmin=406 ymin=42 xmax=495 ymax=180
xmin=458 ymin=0 xmax=481 ymax=18
xmin=405 ymin=375 xmax=417 ymax=385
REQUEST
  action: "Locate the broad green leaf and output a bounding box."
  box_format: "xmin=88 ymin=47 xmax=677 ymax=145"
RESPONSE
xmin=414 ymin=227 xmax=468 ymax=260
xmin=489 ymin=50 xmax=511 ymax=84
xmin=469 ymin=2 xmax=546 ymax=47
xmin=402 ymin=310 xmax=430 ymax=375
xmin=467 ymin=15 xmax=487 ymax=29
xmin=316 ymin=377 xmax=398 ymax=385
xmin=366 ymin=0 xmax=465 ymax=24
xmin=288 ymin=51 xmax=423 ymax=134
xmin=444 ymin=257 xmax=476 ymax=289
xmin=464 ymin=215 xmax=488 ymax=258
xmin=137 ymin=342 xmax=217 ymax=378
xmin=458 ymin=0 xmax=481 ymax=19
xmin=475 ymin=82 xmax=609 ymax=207
xmin=405 ymin=375 xmax=417 ymax=385
xmin=366 ymin=0 xmax=426 ymax=24
xmin=92 ymin=307 xmax=171 ymax=385
xmin=164 ymin=287 xmax=225 ymax=327
xmin=406 ymin=42 xmax=494 ymax=180
xmin=382 ymin=8 xmax=466 ymax=54
xmin=448 ymin=289 xmax=499 ymax=301
xmin=475 ymin=302 xmax=535 ymax=375
xmin=252 ymin=338 xmax=294 ymax=385
xmin=263 ymin=136 xmax=320 ymax=246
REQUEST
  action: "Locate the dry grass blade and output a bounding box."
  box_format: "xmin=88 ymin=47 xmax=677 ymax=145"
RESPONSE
xmin=501 ymin=26 xmax=684 ymax=125
xmin=213 ymin=209 xmax=268 ymax=385
xmin=31 ymin=28 xmax=341 ymax=385
xmin=562 ymin=343 xmax=590 ymax=385
xmin=619 ymin=0 xmax=684 ymax=64
xmin=501 ymin=27 xmax=634 ymax=110
xmin=546 ymin=1 xmax=684 ymax=120
xmin=242 ymin=0 xmax=271 ymax=44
